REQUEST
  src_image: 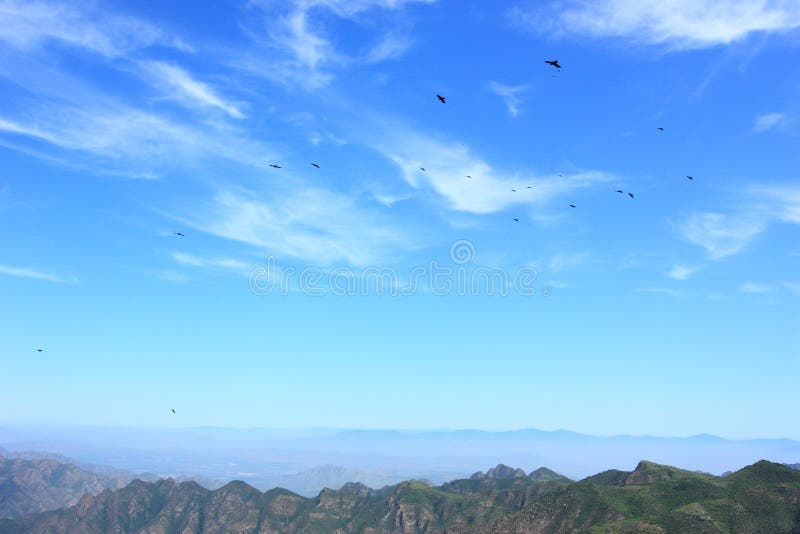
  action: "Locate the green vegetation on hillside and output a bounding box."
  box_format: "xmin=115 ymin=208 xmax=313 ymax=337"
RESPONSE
xmin=1 ymin=460 xmax=798 ymax=533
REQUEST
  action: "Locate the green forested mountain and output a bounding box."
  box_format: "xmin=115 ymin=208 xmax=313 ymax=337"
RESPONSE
xmin=1 ymin=460 xmax=798 ymax=533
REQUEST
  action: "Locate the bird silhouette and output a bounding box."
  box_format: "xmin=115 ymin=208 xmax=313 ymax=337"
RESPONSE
xmin=616 ymin=190 xmax=624 ymax=194
xmin=420 ymin=167 xmax=426 ymax=172
xmin=465 ymin=175 xmax=472 ymax=179
xmin=268 ymin=164 xmax=282 ymax=168
xmin=657 ymin=127 xmax=664 ymax=132
xmin=513 ymin=218 xmax=519 ymax=222
xmin=436 ymin=94 xmax=446 ymax=103
xmin=36 ymin=348 xmax=43 ymax=352
xmin=311 ymin=163 xmax=320 ymax=168
xmin=511 ymin=189 xmax=517 ymax=192
xmin=687 ymin=175 xmax=694 ymax=180
xmin=545 ymin=60 xmax=561 ymax=69
xmin=527 ymin=186 xmax=532 ymax=188
xmin=628 ymin=192 xmax=634 ymax=198
xmin=569 ymin=204 xmax=576 ymax=208
xmin=173 ymin=232 xmax=184 ymax=237
xmin=171 ymin=409 xmax=175 ymax=414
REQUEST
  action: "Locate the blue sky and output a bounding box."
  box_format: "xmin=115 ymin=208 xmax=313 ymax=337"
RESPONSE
xmin=0 ymin=0 xmax=798 ymax=439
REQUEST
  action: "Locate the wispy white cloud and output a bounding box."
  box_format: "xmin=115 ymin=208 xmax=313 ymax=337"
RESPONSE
xmin=361 ymin=33 xmax=413 ymax=64
xmin=172 ymin=252 xmax=250 ymax=271
xmin=511 ymin=0 xmax=800 ymax=50
xmin=241 ymin=0 xmax=434 ymax=89
xmin=678 ymin=212 xmax=766 ymax=259
xmin=739 ymin=281 xmax=775 ymax=294
xmin=546 ymin=252 xmax=590 ymax=273
xmin=180 ymin=186 xmax=417 ymax=266
xmin=489 ymin=82 xmax=529 ymax=118
xmin=369 ymin=124 xmax=613 ymax=214
xmin=752 ymin=112 xmax=787 ymax=133
xmin=0 ymin=263 xmax=76 ymax=283
xmin=0 ymin=103 xmax=273 ymax=170
xmin=372 ymin=191 xmax=413 ymax=207
xmin=752 ymin=183 xmax=800 ymax=224
xmin=0 ymin=0 xmax=191 ymax=57
xmin=667 ymin=264 xmax=696 ymax=280
xmin=676 ymin=184 xmax=800 ymax=260
xmin=139 ymin=62 xmax=244 ymax=119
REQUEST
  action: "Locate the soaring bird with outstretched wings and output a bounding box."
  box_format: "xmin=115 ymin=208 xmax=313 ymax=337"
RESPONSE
xmin=436 ymin=94 xmax=446 ymax=103
xmin=545 ymin=60 xmax=561 ymax=69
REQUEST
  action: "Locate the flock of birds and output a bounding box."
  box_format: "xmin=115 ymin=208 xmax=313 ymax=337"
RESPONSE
xmin=253 ymin=60 xmax=693 ymax=222
xmin=34 ymin=60 xmax=697 ymax=418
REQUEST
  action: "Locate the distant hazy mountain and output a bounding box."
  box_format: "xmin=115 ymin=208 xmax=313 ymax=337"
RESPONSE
xmin=3 ymin=425 xmax=798 ymax=485
xmin=0 ymin=447 xmax=159 ymax=484
xmin=0 ymin=454 xmax=132 ymax=519
xmin=2 ymin=460 xmax=798 ymax=533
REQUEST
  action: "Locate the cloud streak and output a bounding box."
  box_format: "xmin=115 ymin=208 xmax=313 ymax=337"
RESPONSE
xmin=679 ymin=212 xmax=766 ymax=259
xmin=0 ymin=0 xmax=191 ymax=57
xmin=511 ymin=0 xmax=800 ymax=50
xmin=489 ymin=82 xmax=529 ymax=118
xmin=369 ymin=125 xmax=613 ymax=214
xmin=668 ymin=264 xmax=696 ymax=280
xmin=172 ymin=252 xmax=250 ymax=271
xmin=181 ymin=186 xmax=417 ymax=267
xmin=241 ymin=0 xmax=434 ymax=89
xmin=0 ymin=263 xmax=75 ymax=283
xmin=139 ymin=62 xmax=244 ymax=119
xmin=752 ymin=112 xmax=787 ymax=133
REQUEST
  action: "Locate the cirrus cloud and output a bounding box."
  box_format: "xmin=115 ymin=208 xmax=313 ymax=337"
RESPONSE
xmin=510 ymin=0 xmax=800 ymax=50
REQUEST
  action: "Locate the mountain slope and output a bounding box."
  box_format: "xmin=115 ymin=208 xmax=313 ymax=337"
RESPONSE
xmin=1 ymin=460 xmax=798 ymax=533
xmin=0 ymin=455 xmax=132 ymax=519
xmin=490 ymin=460 xmax=800 ymax=533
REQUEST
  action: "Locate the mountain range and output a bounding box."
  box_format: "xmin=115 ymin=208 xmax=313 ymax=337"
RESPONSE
xmin=0 ymin=454 xmax=133 ymax=519
xmin=3 ymin=425 xmax=799 ymax=487
xmin=2 ymin=458 xmax=799 ymax=533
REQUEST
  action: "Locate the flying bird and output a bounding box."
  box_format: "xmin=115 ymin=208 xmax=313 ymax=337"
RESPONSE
xmin=513 ymin=218 xmax=519 ymax=222
xmin=420 ymin=167 xmax=426 ymax=172
xmin=171 ymin=409 xmax=175 ymax=414
xmin=687 ymin=175 xmax=694 ymax=180
xmin=527 ymin=186 xmax=532 ymax=189
xmin=511 ymin=189 xmax=517 ymax=192
xmin=657 ymin=127 xmax=664 ymax=132
xmin=569 ymin=204 xmax=576 ymax=208
xmin=173 ymin=232 xmax=184 ymax=237
xmin=36 ymin=348 xmax=43 ymax=352
xmin=311 ymin=163 xmax=320 ymax=168
xmin=545 ymin=60 xmax=561 ymax=69
xmin=465 ymin=175 xmax=472 ymax=179
xmin=268 ymin=164 xmax=282 ymax=168
xmin=628 ymin=192 xmax=634 ymax=198
xmin=616 ymin=190 xmax=624 ymax=194
xmin=436 ymin=94 xmax=446 ymax=103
